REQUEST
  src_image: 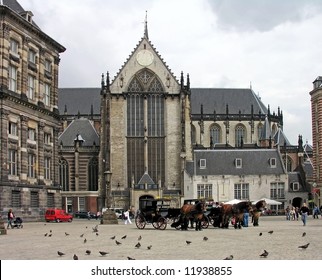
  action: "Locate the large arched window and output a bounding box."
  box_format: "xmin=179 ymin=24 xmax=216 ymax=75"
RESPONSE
xmin=58 ymin=158 xmax=69 ymax=191
xmin=235 ymin=124 xmax=246 ymax=147
xmin=88 ymin=157 xmax=98 ymax=191
xmin=127 ymin=69 xmax=165 ymax=187
xmin=210 ymin=124 xmax=221 ymax=144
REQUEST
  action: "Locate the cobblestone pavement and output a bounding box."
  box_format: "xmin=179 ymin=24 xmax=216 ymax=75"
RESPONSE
xmin=0 ymin=215 xmax=321 ymax=260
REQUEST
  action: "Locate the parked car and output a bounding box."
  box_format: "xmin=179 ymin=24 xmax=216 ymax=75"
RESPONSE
xmin=74 ymin=211 xmax=97 ymax=219
xmin=45 ymin=208 xmax=73 ymax=223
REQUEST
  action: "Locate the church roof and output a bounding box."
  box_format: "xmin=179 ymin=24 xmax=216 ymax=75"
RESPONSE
xmin=58 ymin=118 xmax=99 ymax=147
xmin=273 ymin=127 xmax=291 ymax=146
xmin=58 ymin=87 xmax=270 ymax=117
xmin=58 ymin=88 xmax=101 ymax=115
xmin=190 ymin=88 xmax=268 ymax=115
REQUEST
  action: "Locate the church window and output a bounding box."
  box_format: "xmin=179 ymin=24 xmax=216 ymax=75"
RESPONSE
xmin=59 ymin=158 xmax=69 ymax=191
xmin=210 ymin=124 xmax=221 ymax=144
xmin=88 ymin=157 xmax=98 ymax=191
xmin=235 ymin=124 xmax=246 ymax=147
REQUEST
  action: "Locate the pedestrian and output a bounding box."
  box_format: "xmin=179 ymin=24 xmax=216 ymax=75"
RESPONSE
xmin=300 ymin=203 xmax=310 ymax=226
xmin=7 ymin=209 xmax=14 ymax=229
xmin=243 ymin=207 xmax=249 ymax=227
xmin=124 ymin=209 xmax=132 ymax=224
xmin=313 ymin=205 xmax=319 ymax=219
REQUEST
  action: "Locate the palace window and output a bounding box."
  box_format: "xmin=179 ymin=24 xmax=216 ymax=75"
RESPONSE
xmin=30 ymin=191 xmax=39 ymax=208
xmin=44 ymin=83 xmax=51 ymax=106
xmin=10 ymin=39 xmax=19 ymax=55
xmin=28 ymin=153 xmax=36 ymax=178
xmin=11 ymin=190 xmax=21 ymax=207
xmin=9 ymin=122 xmax=18 ymax=136
xmin=44 ymin=133 xmax=51 ymax=144
xmin=28 ymin=49 xmax=36 ymax=64
xmin=8 ymin=149 xmax=17 ymax=176
xmin=270 ymin=182 xmax=285 ymax=199
xmin=28 ymin=128 xmax=36 ymax=141
xmin=28 ymin=75 xmax=35 ymax=100
xmin=44 ymin=157 xmax=51 ymax=180
xmin=8 ymin=65 xmax=17 ymax=92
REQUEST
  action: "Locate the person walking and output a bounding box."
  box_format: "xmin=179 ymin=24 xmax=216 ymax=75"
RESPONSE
xmin=243 ymin=207 xmax=249 ymax=227
xmin=124 ymin=209 xmax=132 ymax=224
xmin=7 ymin=209 xmax=14 ymax=229
xmin=300 ymin=203 xmax=310 ymax=226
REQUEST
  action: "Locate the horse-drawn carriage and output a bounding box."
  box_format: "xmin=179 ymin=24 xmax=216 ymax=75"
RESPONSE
xmin=135 ymin=198 xmax=170 ymax=230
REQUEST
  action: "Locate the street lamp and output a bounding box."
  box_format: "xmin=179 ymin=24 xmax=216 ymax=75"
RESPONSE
xmin=101 ymin=170 xmax=118 ymax=224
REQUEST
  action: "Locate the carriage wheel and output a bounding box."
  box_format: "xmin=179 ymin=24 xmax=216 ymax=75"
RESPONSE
xmin=135 ymin=214 xmax=146 ymax=230
xmin=157 ymin=217 xmax=167 ymax=230
xmin=201 ymin=214 xmax=209 ymax=229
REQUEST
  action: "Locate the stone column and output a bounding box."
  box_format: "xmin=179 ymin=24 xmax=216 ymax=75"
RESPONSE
xmin=0 ymin=109 xmax=9 ymax=181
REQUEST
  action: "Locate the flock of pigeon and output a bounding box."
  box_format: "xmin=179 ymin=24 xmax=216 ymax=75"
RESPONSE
xmin=45 ymin=223 xmax=311 ymax=260
xmin=48 ymin=224 xmax=152 ymax=260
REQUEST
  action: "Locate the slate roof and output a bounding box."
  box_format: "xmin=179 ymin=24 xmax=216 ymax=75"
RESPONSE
xmin=190 ymin=88 xmax=268 ymax=115
xmin=190 ymin=149 xmax=285 ymax=176
xmin=273 ymin=127 xmax=291 ymax=146
xmin=58 ymin=118 xmax=99 ymax=147
xmin=58 ymin=87 xmax=269 ymax=117
xmin=58 ymin=88 xmax=101 ymax=115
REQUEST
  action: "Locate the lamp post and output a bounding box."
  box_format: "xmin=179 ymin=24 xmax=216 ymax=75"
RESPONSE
xmin=101 ymin=170 xmax=118 ymax=224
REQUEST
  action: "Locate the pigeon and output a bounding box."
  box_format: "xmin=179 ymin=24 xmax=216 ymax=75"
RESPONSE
xmin=135 ymin=242 xmax=141 ymax=249
xmin=138 ymin=235 xmax=142 ymax=241
xmin=50 ymin=230 xmax=52 ymax=233
xmin=224 ymin=255 xmax=234 ymax=260
xmin=99 ymin=251 xmax=109 ymax=256
xmin=110 ymin=236 xmax=116 ymax=240
xmin=259 ymin=250 xmax=269 ymax=258
xmin=302 ymin=232 xmax=306 ymax=237
xmin=259 ymin=232 xmax=262 ymax=236
xmin=115 ymin=240 xmax=122 ymax=245
xmin=147 ymin=245 xmax=152 ymax=250
xmin=268 ymin=231 xmax=274 ymax=234
xmin=96 ymin=232 xmax=99 ymax=236
xmin=84 ymin=238 xmax=87 ymax=243
xmin=186 ymin=240 xmax=192 ymax=245
xmin=85 ymin=250 xmax=91 ymax=255
xmin=80 ymin=233 xmax=84 ymax=238
xmin=73 ymin=254 xmax=78 ymax=260
xmin=48 ymin=234 xmax=52 ymax=237
xmin=127 ymin=256 xmax=135 ymax=260
xmin=121 ymin=235 xmax=127 ymax=239
xmin=203 ymin=236 xmax=208 ymax=241
xmin=298 ymin=243 xmax=310 ymax=249
xmin=57 ymin=251 xmax=65 ymax=257
xmin=44 ymin=233 xmax=48 ymax=237
xmin=65 ymin=232 xmax=70 ymax=236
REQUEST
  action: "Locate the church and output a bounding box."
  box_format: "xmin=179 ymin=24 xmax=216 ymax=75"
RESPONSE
xmin=0 ymin=1 xmax=313 ymax=221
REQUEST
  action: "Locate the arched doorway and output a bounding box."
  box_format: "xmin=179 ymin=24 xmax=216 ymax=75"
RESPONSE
xmin=292 ymin=197 xmax=302 ymax=208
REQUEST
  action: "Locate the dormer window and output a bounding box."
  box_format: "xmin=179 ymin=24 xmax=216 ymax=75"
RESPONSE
xmin=199 ymin=159 xmax=206 ymax=169
xmin=291 ymin=182 xmax=299 ymax=191
xmin=270 ymin=158 xmax=276 ymax=168
xmin=235 ymin=158 xmax=242 ymax=168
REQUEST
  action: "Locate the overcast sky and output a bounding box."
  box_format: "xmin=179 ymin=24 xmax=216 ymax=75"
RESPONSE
xmin=19 ymin=0 xmax=322 ymax=145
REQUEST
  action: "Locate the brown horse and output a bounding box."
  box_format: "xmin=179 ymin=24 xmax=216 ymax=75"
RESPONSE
xmin=171 ymin=201 xmax=205 ymax=231
xmin=250 ymin=200 xmax=267 ymax=226
xmin=220 ymin=201 xmax=253 ymax=229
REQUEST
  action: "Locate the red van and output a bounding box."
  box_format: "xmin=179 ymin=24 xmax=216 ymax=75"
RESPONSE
xmin=45 ymin=208 xmax=73 ymax=223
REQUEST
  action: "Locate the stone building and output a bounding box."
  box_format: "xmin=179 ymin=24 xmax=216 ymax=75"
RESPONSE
xmin=0 ymin=1 xmax=65 ymax=220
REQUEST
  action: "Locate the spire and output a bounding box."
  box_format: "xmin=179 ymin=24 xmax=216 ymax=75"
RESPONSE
xmin=144 ymin=11 xmax=149 ymax=39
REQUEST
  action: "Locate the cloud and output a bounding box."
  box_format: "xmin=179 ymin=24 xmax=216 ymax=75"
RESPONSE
xmin=207 ymin=0 xmax=322 ymax=32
